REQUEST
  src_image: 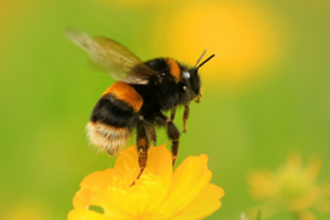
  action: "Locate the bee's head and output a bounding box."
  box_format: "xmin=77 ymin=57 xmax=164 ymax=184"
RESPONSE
xmin=183 ymin=68 xmax=202 ymax=102
xmin=182 ymin=51 xmax=215 ymax=103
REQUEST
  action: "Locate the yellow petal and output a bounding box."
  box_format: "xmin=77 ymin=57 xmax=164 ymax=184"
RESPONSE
xmin=68 ymin=209 xmax=110 ymax=220
xmin=145 ymin=144 xmax=172 ymax=190
xmin=73 ymin=169 xmax=115 ymax=209
xmin=288 ymin=188 xmax=320 ymax=211
xmin=172 ymin=183 xmax=224 ymax=220
xmin=114 ymin=145 xmax=139 ymax=179
xmin=247 ymin=170 xmax=276 ymax=200
xmin=73 ymin=186 xmax=94 ymax=209
xmin=80 ymin=169 xmax=115 ymax=190
xmin=161 ymin=154 xmax=213 ymax=212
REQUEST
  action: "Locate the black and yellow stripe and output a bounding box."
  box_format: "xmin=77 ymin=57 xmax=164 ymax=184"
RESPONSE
xmin=102 ymin=82 xmax=143 ymax=112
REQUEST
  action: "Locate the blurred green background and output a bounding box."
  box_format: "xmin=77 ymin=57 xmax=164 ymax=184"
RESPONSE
xmin=1 ymin=0 xmax=330 ymax=219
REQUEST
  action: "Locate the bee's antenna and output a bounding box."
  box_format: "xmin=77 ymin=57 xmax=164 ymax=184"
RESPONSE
xmin=194 ymin=50 xmax=207 ymax=69
xmin=195 ymin=54 xmax=215 ymax=71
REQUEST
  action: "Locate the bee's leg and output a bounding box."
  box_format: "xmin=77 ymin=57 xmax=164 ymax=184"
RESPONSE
xmin=182 ymin=105 xmax=189 ymax=133
xmin=155 ymin=113 xmax=181 ymax=167
xmin=171 ymin=138 xmax=180 ymax=167
xmin=182 ymin=86 xmax=190 ymax=133
xmin=135 ymin=116 xmax=150 ymax=181
xmin=168 ymin=120 xmax=181 ymax=166
xmin=147 ymin=125 xmax=157 ymax=146
xmin=170 ymin=107 xmax=176 ymax=121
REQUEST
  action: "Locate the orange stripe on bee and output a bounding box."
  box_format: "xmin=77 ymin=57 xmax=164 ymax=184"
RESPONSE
xmin=102 ymin=82 xmax=143 ymax=112
xmin=166 ymin=58 xmax=181 ymax=83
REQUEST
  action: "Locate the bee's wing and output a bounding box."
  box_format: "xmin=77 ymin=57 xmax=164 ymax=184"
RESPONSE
xmin=66 ymin=30 xmax=160 ymax=84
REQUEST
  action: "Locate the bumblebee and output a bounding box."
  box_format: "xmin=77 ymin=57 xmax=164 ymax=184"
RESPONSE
xmin=67 ymin=30 xmax=214 ymax=179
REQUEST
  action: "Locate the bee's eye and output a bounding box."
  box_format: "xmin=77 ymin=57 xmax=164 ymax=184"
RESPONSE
xmin=182 ymin=71 xmax=191 ymax=79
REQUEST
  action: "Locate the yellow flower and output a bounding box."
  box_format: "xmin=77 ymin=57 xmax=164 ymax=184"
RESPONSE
xmin=247 ymin=153 xmax=330 ymax=219
xmin=68 ymin=144 xmax=224 ymax=220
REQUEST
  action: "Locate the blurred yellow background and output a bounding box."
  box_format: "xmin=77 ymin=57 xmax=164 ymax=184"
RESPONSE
xmin=1 ymin=0 xmax=330 ymax=219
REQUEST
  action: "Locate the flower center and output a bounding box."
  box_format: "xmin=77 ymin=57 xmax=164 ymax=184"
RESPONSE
xmin=278 ymin=170 xmax=310 ymax=200
xmin=104 ymin=169 xmax=168 ymax=218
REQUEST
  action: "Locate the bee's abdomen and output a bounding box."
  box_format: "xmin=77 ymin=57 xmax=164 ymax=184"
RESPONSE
xmin=87 ymin=82 xmax=143 ymax=154
xmin=86 ymin=121 xmax=130 ymax=155
xmin=102 ymin=82 xmax=143 ymax=112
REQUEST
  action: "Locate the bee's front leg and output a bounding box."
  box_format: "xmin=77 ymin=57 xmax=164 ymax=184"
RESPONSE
xmin=155 ymin=113 xmax=181 ymax=167
xmin=182 ymin=105 xmax=189 ymax=133
xmin=182 ymin=86 xmax=190 ymax=133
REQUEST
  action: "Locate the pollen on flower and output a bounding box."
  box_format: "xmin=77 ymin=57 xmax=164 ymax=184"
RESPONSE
xmin=68 ymin=144 xmax=224 ymax=220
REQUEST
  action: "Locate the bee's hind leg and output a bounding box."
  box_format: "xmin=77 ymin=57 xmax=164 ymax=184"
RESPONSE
xmin=145 ymin=121 xmax=157 ymax=146
xmin=132 ymin=116 xmax=150 ymax=184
